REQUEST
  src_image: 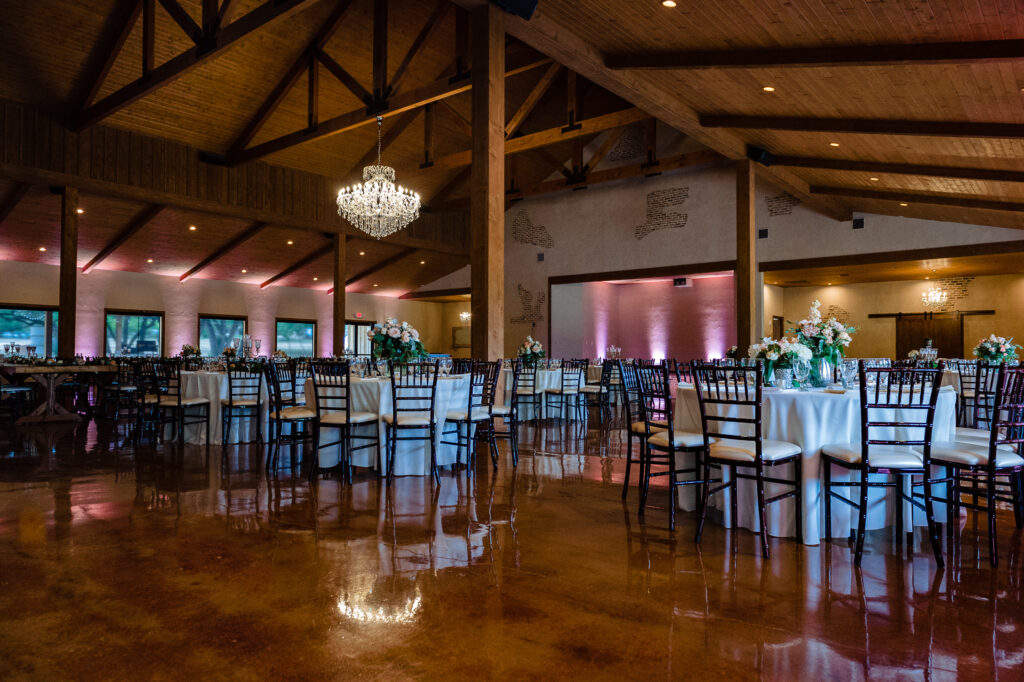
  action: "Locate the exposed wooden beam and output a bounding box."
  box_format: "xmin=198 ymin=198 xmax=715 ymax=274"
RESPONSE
xmin=736 ymin=159 xmax=757 ymax=348
xmin=201 ymin=0 xmax=219 ymax=34
xmin=228 ymin=0 xmax=358 ymax=154
xmin=58 ymin=188 xmax=78 ymax=358
xmin=81 ymin=204 xmax=165 ymax=274
xmin=810 ymin=186 xmax=1024 ymax=214
xmin=644 ymin=117 xmax=657 ymax=166
xmin=605 ymin=39 xmax=1024 ymax=70
xmin=261 ymin=242 xmax=333 ymax=289
xmin=388 ymin=0 xmax=449 ymax=94
xmin=534 ymin=147 xmax=572 ymax=178
xmin=317 ymin=50 xmax=371 ymax=104
xmin=73 ymin=0 xmax=319 ymax=131
xmin=584 ymin=127 xmax=626 ymax=173
xmin=761 ymin=153 xmax=1024 ymax=184
xmin=505 ymin=62 xmax=560 ymax=138
xmin=421 ymin=104 xmax=434 ymax=168
xmin=74 ymin=0 xmax=142 ymax=111
xmin=178 ymin=221 xmax=268 ymax=281
xmin=372 ymin=0 xmax=389 ymax=102
xmin=425 ymin=167 xmax=471 ymax=208
xmin=346 ymin=247 xmax=416 ymax=285
xmin=422 ymin=108 xmax=649 ymax=172
xmin=332 ymin=234 xmax=346 ymax=354
xmin=454 ymin=5 xmax=469 ymax=79
xmin=217 ymin=0 xmax=241 ymax=28
xmin=399 ymin=286 xmax=470 ymax=300
xmin=142 ymin=0 xmax=156 ymax=74
xmin=307 ymin=56 xmax=319 ymax=129
xmin=701 ymin=115 xmax=1024 ymax=139
xmin=158 ymin=0 xmax=203 ymax=43
xmin=438 ymin=100 xmax=472 ymax=137
xmin=346 ymin=109 xmax=421 ymax=181
xmin=0 ymin=182 xmax=31 ymax=226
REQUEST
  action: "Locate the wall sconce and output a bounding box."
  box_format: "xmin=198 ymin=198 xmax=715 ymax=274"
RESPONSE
xmin=459 ymin=311 xmax=472 ymax=322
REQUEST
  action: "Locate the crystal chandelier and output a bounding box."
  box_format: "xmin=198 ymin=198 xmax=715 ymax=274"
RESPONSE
xmin=921 ymin=286 xmax=948 ymax=309
xmin=336 ymin=116 xmax=421 ymax=239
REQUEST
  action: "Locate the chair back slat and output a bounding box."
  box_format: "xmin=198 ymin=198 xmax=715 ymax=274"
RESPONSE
xmin=152 ymin=359 xmax=183 ymax=400
xmin=635 ymin=364 xmax=674 ymax=439
xmin=990 ymin=365 xmax=1024 ymax=453
xmin=390 ymin=361 xmax=440 ymax=420
xmin=467 ymin=360 xmax=501 ymax=413
xmin=858 ymin=362 xmax=944 ymax=450
xmin=453 ymin=358 xmax=474 ymax=375
xmin=559 ymin=359 xmax=586 ymax=393
xmin=692 ymin=363 xmax=763 ymax=445
xmin=309 ymin=360 xmax=354 ymax=421
xmin=226 ymin=365 xmax=264 ymax=406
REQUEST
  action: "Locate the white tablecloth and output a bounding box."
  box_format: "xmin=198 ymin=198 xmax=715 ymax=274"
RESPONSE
xmin=500 ymin=368 xmax=586 ymax=419
xmin=304 ymin=375 xmax=471 ymax=476
xmin=180 ymin=371 xmax=269 ymax=445
xmin=673 ymin=385 xmax=958 ymax=545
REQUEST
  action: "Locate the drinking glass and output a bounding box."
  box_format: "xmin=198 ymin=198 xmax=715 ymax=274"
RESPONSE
xmin=254 ymin=338 xmax=262 ymax=356
xmin=376 ymin=359 xmax=388 ymax=377
xmin=232 ymin=337 xmax=240 ymax=350
xmin=793 ymin=361 xmax=811 ymax=390
xmin=840 ymin=360 xmax=858 ymax=388
xmin=2 ymin=343 xmax=9 ymax=356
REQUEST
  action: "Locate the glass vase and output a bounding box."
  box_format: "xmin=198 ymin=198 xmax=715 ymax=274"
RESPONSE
xmin=773 ymin=368 xmax=793 ymax=390
xmin=810 ymin=356 xmax=835 ymax=388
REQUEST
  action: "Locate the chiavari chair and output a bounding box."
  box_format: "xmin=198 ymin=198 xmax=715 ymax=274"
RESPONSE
xmin=443 ymin=359 xmax=501 ymax=473
xmin=386 ymin=360 xmax=441 ymax=485
xmin=309 ymin=359 xmax=378 ymax=482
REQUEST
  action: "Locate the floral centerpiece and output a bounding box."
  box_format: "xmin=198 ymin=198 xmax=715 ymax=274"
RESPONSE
xmin=222 ymin=346 xmax=237 ymax=359
xmin=789 ymin=299 xmax=856 ymax=386
xmin=517 ymin=336 xmax=545 ymax=366
xmin=180 ymin=344 xmax=200 ymax=358
xmin=725 ymin=346 xmax=740 ymax=360
xmin=368 ymin=319 xmax=428 ymax=362
xmin=973 ymin=335 xmax=1020 ymax=365
xmin=272 ymin=349 xmax=288 ymax=359
xmin=748 ymin=337 xmax=812 ymax=383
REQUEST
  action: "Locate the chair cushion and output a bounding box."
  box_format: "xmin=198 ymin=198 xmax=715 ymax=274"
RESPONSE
xmin=515 ymin=389 xmax=537 ymax=396
xmin=927 ymin=441 xmax=1024 ymax=468
xmin=955 ymin=427 xmax=990 ymax=444
xmin=446 ymin=407 xmax=492 ymax=422
xmin=221 ymin=398 xmax=259 ymax=407
xmin=710 ymin=438 xmax=801 ymax=463
xmin=544 ymin=388 xmax=579 ymax=394
xmin=383 ymin=412 xmax=434 ymax=426
xmin=822 ymin=442 xmax=923 ymax=468
xmin=320 ymin=410 xmax=377 ymax=426
xmin=490 ymin=404 xmax=511 ymax=416
xmin=647 ymin=430 xmax=707 ymax=449
xmin=631 ymin=420 xmax=668 ymax=434
xmin=154 ymin=395 xmax=209 ymax=407
xmin=579 ymin=385 xmax=607 ymax=394
xmin=270 ymin=406 xmax=316 ymax=421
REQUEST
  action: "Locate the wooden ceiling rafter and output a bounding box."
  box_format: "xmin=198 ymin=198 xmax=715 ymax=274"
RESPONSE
xmin=387 ymin=0 xmax=450 ymax=95
xmin=810 ymin=186 xmax=1024 ymax=216
xmin=81 ymin=203 xmax=165 ymax=274
xmin=757 ymin=153 xmax=1024 ymax=184
xmin=260 ymin=239 xmax=335 ymax=289
xmin=178 ymin=220 xmax=270 ymax=281
xmin=0 ymin=182 xmax=31 ymax=227
xmin=505 ymin=61 xmax=562 ymax=139
xmin=156 ymin=0 xmax=203 ymax=44
xmin=425 ymin=167 xmax=471 ymax=209
xmin=604 ymin=38 xmax=1024 ymax=70
xmin=700 ymin=115 xmax=1024 ymax=139
xmin=345 ymin=246 xmax=416 ymax=286
xmin=72 ymin=0 xmax=320 ymax=131
xmin=228 ymin=0 xmax=359 ymax=155
xmin=437 ymin=100 xmax=472 ymax=137
xmin=74 ymin=0 xmax=144 ymax=111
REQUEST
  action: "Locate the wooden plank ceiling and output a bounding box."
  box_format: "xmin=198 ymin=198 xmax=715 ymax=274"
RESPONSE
xmin=485 ymin=0 xmax=1024 ymax=231
xmin=0 ymin=0 xmax=678 ymax=294
xmin=764 ymin=251 xmax=1024 ymax=288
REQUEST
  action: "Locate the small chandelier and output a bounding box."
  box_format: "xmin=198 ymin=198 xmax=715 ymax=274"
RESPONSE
xmin=336 ymin=116 xmax=421 ymax=239
xmin=922 ymin=286 xmax=948 ymax=309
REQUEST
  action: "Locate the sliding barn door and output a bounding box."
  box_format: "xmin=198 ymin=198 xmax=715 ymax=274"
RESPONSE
xmin=895 ymin=313 xmax=964 ymax=359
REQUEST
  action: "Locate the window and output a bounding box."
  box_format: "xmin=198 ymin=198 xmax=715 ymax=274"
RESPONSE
xmin=0 ymin=306 xmax=58 ymax=357
xmin=344 ymin=321 xmax=376 ymax=356
xmin=275 ymin=319 xmax=316 ymax=357
xmin=198 ymin=316 xmax=246 ymax=356
xmin=105 ymin=310 xmax=163 ymax=357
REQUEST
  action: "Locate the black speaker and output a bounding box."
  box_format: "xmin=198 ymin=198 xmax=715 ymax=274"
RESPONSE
xmin=746 ymin=145 xmax=775 ymax=166
xmin=490 ymin=0 xmax=538 ymax=20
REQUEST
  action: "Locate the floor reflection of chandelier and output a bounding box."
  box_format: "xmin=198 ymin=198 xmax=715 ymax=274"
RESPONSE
xmin=336 ymin=116 xmax=421 ymax=240
xmin=921 ymin=286 xmax=948 ymax=308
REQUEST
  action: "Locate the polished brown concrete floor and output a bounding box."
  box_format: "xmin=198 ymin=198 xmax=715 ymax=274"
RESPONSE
xmin=1 ymin=415 xmax=1023 ymax=680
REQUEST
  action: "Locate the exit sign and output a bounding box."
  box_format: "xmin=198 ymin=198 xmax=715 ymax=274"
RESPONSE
xmin=354 ymin=312 xmax=363 ymax=319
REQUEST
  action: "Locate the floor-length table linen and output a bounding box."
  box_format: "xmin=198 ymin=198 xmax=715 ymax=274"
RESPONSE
xmin=673 ymin=385 xmax=958 ymax=545
xmin=179 ymin=371 xmax=269 ymax=445
xmin=500 ymin=367 xmax=588 ymax=419
xmin=304 ymin=374 xmax=471 ymax=476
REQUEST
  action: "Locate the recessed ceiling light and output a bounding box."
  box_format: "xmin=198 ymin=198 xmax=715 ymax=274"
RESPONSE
xmin=662 ymin=0 xmax=676 ymax=6
xmin=829 ymin=142 xmax=840 ymax=147
xmin=869 ymin=177 xmax=879 ymax=181
xmin=419 ymin=260 xmax=425 ymax=265
xmin=287 ymin=240 xmax=294 ymax=245
xmin=189 ymin=225 xmax=197 ymax=231
xmin=76 ymin=208 xmax=84 ymax=214
xmin=925 ymin=276 xmax=930 ymax=280
xmin=359 ymin=251 xmax=365 ymax=256
xmin=373 ymin=283 xmax=379 ymax=287
xmin=827 ymin=282 xmax=832 ymax=286
xmin=241 ymin=269 xmax=247 ymax=273
xmin=762 ymin=86 xmax=775 ymax=92
xmin=38 ymin=246 xmax=46 ymax=252
xmin=313 ymin=276 xmax=318 ymax=281
xmin=899 ymin=202 xmax=909 ymax=207
xmin=147 ymin=258 xmax=153 ymax=263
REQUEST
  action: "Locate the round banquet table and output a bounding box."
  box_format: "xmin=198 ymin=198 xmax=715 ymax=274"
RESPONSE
xmin=179 ymin=371 xmax=269 ymax=445
xmin=673 ymin=385 xmax=958 ymax=545
xmin=500 ymin=367 xmax=587 ymax=420
xmin=304 ymin=374 xmax=471 ymax=476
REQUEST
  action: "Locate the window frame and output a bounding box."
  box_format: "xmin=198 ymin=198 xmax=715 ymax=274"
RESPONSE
xmin=0 ymin=302 xmax=59 ymax=358
xmin=104 ymin=308 xmax=165 ymax=358
xmin=274 ymin=317 xmax=318 ymax=357
xmin=344 ymin=319 xmax=377 ymax=356
xmin=197 ymin=314 xmax=248 ymax=356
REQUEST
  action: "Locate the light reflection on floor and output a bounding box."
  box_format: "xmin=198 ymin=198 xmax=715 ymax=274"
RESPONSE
xmin=0 ymin=412 xmax=1022 ymax=679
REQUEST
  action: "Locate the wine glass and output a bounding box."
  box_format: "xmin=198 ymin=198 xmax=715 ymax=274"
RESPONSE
xmin=376 ymin=359 xmax=388 ymax=378
xmin=840 ymin=360 xmax=858 ymax=389
xmin=793 ymin=361 xmax=811 ymax=391
xmin=2 ymin=343 xmax=9 ymax=356
xmin=254 ymin=338 xmax=262 ymax=356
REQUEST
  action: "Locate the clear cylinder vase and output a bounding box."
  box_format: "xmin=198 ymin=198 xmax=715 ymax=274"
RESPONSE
xmin=811 ymin=356 xmax=835 ymax=388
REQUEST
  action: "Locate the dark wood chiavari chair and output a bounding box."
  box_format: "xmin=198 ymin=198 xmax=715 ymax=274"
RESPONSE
xmin=822 ymin=362 xmax=945 ymax=567
xmin=491 ymin=359 xmax=520 ymax=467
xmin=149 ymin=359 xmax=211 ymax=445
xmin=544 ymin=359 xmax=586 ymax=421
xmin=618 ymin=360 xmax=666 ymax=500
xmin=386 ymin=360 xmax=441 ymax=485
xmin=580 ymin=359 xmax=616 ymax=422
xmin=101 ymin=360 xmax=138 ymax=421
xmin=928 ymin=363 xmax=1024 ymax=567
xmin=264 ymin=361 xmax=316 ymax=472
xmin=309 ymin=359 xmax=379 ymax=482
xmin=635 ymin=363 xmax=710 ymax=530
xmin=949 ymin=358 xmax=977 ymax=427
xmin=692 ymin=362 xmax=803 ymax=559
xmin=452 ymin=358 xmax=474 ymax=375
xmin=443 ymin=359 xmax=501 ymax=473
xmin=511 ymin=359 xmax=542 ymax=426
xmin=221 ymin=364 xmax=265 ymax=446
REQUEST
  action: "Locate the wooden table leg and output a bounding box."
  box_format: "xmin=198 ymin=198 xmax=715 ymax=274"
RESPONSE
xmin=19 ymin=373 xmax=79 ymax=423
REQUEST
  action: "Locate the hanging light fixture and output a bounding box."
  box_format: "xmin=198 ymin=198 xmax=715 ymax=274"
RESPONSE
xmin=336 ymin=117 xmax=421 ymax=240
xmin=921 ymin=286 xmax=948 ymax=309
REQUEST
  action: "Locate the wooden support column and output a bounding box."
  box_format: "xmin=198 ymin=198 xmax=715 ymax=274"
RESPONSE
xmin=332 ymin=234 xmax=346 ymax=356
xmin=735 ymin=159 xmax=757 ymax=351
xmin=469 ymin=4 xmax=504 ymax=360
xmin=58 ymin=187 xmax=79 ymax=358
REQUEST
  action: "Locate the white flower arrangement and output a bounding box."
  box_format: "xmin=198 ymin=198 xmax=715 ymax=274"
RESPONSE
xmin=517 ymin=336 xmax=545 ymax=364
xmin=367 ymin=319 xmax=427 ymax=362
xmin=907 ymin=349 xmax=920 ymax=359
xmin=748 ymin=337 xmax=812 ymax=368
xmin=789 ymin=299 xmax=856 ymax=362
xmin=725 ymin=345 xmax=740 ymax=359
xmin=180 ymin=344 xmax=200 ymax=357
xmin=973 ymin=334 xmax=1020 ymax=364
